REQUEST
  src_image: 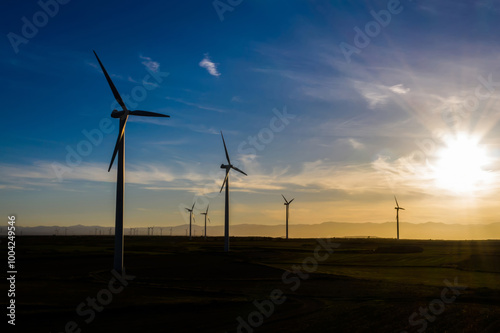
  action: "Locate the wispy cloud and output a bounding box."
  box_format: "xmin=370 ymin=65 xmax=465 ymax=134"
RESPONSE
xmin=149 ymin=138 xmax=190 ymax=146
xmin=347 ymin=138 xmax=365 ymax=150
xmin=199 ymin=54 xmax=220 ymax=77
xmin=86 ymin=61 xmax=99 ymax=69
xmin=88 ymin=60 xmax=123 ymax=80
xmin=128 ymin=116 xmax=218 ymax=135
xmin=389 ymin=84 xmax=410 ymax=94
xmin=140 ymin=55 xmax=160 ymax=73
xmin=353 ymin=83 xmax=388 ymax=109
xmin=165 ymin=96 xmax=226 ymax=113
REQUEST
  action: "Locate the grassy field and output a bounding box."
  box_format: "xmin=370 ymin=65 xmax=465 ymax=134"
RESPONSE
xmin=3 ymin=236 xmax=500 ymax=332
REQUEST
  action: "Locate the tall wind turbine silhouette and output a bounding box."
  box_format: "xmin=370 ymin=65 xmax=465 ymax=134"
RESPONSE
xmin=201 ymin=205 xmax=211 ymax=240
xmin=394 ymin=196 xmax=405 ymax=240
xmin=281 ymin=194 xmax=294 ymax=239
xmin=185 ymin=202 xmax=195 ymax=240
xmin=220 ymin=131 xmax=247 ymax=252
xmin=94 ymin=51 xmax=169 ymax=274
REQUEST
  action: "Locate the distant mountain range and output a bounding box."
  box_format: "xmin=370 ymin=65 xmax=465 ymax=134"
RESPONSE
xmin=4 ymin=222 xmax=500 ymax=240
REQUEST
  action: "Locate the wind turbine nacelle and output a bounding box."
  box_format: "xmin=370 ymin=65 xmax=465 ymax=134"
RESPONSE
xmin=220 ymin=164 xmax=228 ymax=169
xmin=111 ymin=110 xmax=125 ymax=118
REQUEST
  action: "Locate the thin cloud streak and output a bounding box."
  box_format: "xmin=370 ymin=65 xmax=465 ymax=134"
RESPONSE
xmin=165 ymin=96 xmax=226 ymax=113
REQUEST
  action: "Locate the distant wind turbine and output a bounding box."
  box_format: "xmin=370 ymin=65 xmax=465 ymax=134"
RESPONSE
xmin=220 ymin=131 xmax=247 ymax=252
xmin=201 ymin=205 xmax=211 ymax=240
xmin=282 ymin=195 xmax=294 ymax=239
xmin=394 ymin=196 xmax=405 ymax=240
xmin=93 ymin=51 xmax=170 ymax=274
xmin=186 ymin=202 xmax=196 ymax=240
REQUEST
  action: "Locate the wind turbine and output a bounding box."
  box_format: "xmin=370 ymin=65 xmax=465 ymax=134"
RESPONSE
xmin=281 ymin=195 xmax=294 ymax=239
xmin=93 ymin=51 xmax=170 ymax=274
xmin=185 ymin=202 xmax=196 ymax=240
xmin=394 ymin=196 xmax=405 ymax=240
xmin=219 ymin=131 xmax=247 ymax=252
xmin=201 ymin=205 xmax=211 ymax=240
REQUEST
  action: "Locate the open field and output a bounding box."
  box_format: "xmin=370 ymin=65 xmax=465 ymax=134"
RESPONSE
xmin=3 ymin=236 xmax=500 ymax=332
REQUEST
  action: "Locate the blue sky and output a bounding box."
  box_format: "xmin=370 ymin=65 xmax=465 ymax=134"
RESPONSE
xmin=2 ymin=0 xmax=500 ymax=235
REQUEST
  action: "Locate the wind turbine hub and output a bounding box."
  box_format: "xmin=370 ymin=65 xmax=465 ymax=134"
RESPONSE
xmin=220 ymin=164 xmax=229 ymax=169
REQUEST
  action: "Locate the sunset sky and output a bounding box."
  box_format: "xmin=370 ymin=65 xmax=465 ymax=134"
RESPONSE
xmin=2 ymin=0 xmax=500 ymax=236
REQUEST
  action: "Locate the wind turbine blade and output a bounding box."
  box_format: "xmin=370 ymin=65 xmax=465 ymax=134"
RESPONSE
xmin=208 ymin=218 xmax=211 ymax=223
xmin=206 ymin=205 xmax=209 ymax=214
xmin=108 ymin=116 xmax=128 ymax=172
xmin=231 ymin=165 xmax=247 ymax=176
xmin=129 ymin=110 xmax=170 ymax=117
xmin=281 ymin=194 xmax=288 ymax=203
xmin=220 ymin=169 xmax=229 ymax=193
xmin=221 ymin=131 xmax=231 ymax=164
xmin=191 ymin=202 xmax=195 ymax=210
xmin=289 ymin=198 xmax=295 ymax=204
xmin=400 ymin=207 xmax=405 ymax=210
xmin=394 ymin=195 xmax=399 ymax=208
xmin=93 ymin=50 xmax=126 ymax=110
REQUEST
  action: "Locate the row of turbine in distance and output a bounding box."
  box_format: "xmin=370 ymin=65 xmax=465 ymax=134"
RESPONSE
xmin=93 ymin=51 xmax=406 ymax=274
xmin=183 ymin=193 xmax=295 ymax=241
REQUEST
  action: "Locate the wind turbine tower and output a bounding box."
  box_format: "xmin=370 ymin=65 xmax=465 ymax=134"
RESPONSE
xmin=93 ymin=51 xmax=170 ymax=274
xmin=186 ymin=203 xmax=196 ymax=240
xmin=394 ymin=196 xmax=405 ymax=240
xmin=281 ymin=195 xmax=295 ymax=239
xmin=219 ymin=131 xmax=247 ymax=252
xmin=201 ymin=205 xmax=211 ymax=240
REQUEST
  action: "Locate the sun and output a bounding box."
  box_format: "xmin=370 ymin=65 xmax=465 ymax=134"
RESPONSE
xmin=432 ymin=134 xmax=492 ymax=193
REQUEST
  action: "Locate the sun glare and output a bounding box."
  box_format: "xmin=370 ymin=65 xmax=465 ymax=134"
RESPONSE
xmin=432 ymin=134 xmax=492 ymax=193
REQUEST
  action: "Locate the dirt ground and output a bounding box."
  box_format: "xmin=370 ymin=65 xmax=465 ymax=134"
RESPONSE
xmin=3 ymin=236 xmax=500 ymax=332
